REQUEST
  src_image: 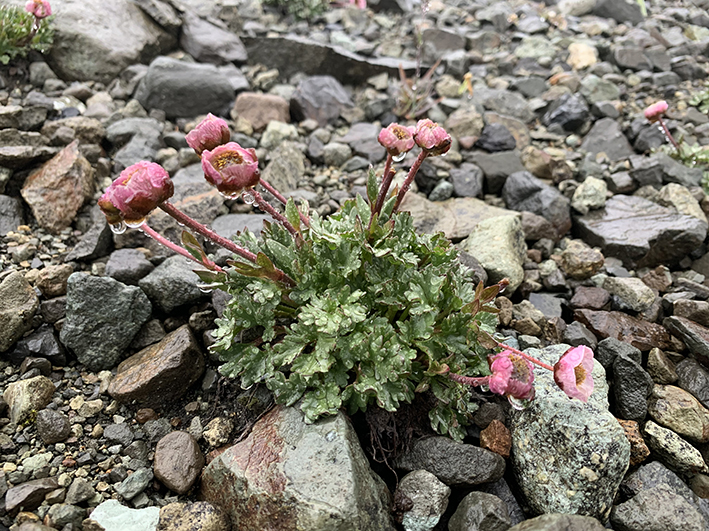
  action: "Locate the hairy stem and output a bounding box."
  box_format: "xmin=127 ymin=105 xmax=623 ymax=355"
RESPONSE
xmin=393 ymin=151 xmax=428 ymax=212
xmin=373 ymin=154 xmax=394 ymax=216
xmin=140 ymin=223 xmax=223 ymax=272
xmin=658 ymin=117 xmax=680 ymax=152
xmin=251 ymin=190 xmax=299 ymax=236
xmin=447 ymin=372 xmax=489 ymax=387
xmin=496 ymin=342 xmax=554 ymax=372
xmin=260 ymin=178 xmax=310 ymax=227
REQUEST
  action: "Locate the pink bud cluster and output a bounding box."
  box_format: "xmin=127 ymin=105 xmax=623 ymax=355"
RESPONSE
xmin=377 ymin=119 xmax=451 ymax=158
xmin=644 ymin=100 xmax=668 ymax=123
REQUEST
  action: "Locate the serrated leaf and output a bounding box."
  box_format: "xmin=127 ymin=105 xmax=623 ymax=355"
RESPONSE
xmin=285 ymin=197 xmax=301 ymax=232
xmin=181 ymin=230 xmax=207 ymax=263
xmin=366 ymin=165 xmax=378 ymax=206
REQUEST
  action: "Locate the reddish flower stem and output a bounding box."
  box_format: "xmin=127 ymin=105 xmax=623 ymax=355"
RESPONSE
xmin=159 ymin=202 xmax=258 ymax=263
xmin=497 ymin=341 xmax=554 ymax=371
xmin=393 ymin=151 xmax=428 ymax=212
xmin=373 ymin=154 xmax=394 ymax=215
xmin=140 ymin=223 xmax=223 ymax=272
xmin=260 ymin=178 xmax=310 ymax=228
xmin=251 ymin=190 xmax=299 ymax=237
xmin=657 ymin=117 xmax=681 ymax=152
xmin=448 ymin=372 xmax=489 ymax=387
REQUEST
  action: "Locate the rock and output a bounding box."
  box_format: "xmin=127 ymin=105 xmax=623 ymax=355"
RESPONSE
xmin=135 ymin=56 xmax=235 ymax=118
xmin=154 ymin=431 xmax=204 ymax=495
xmin=507 ymin=514 xmax=606 ymax=531
xmin=88 ymin=499 xmax=160 ymax=531
xmin=233 ymin=92 xmax=290 ymax=132
xmin=396 ymin=470 xmax=450 ymax=531
xmin=106 ymin=249 xmax=155 ymax=285
xmin=444 ymin=106 xmax=484 ymax=141
xmin=603 ymin=277 xmax=656 ymax=312
xmin=571 ymin=176 xmax=607 ymax=215
xmin=613 ymin=353 xmax=653 ymax=422
xmin=502 ymin=171 xmax=571 ymax=238
xmin=647 ymin=348 xmax=678 ymax=385
xmin=0 ymin=195 xmax=24 ymax=235
xmin=563 ymin=321 xmax=597 ymax=349
xmin=611 ymin=484 xmax=705 ymax=531
xmin=543 ymin=94 xmax=590 ymax=133
xmin=458 ymin=215 xmax=526 ymax=293
xmin=5 ymin=477 xmax=59 ymax=515
xmin=510 ymin=344 xmax=630 ymax=520
xmin=115 ymin=467 xmax=153 ymax=500
xmin=617 ymin=418 xmax=651 ymax=466
xmin=580 ymin=118 xmax=634 ymax=161
xmin=559 ymin=240 xmax=604 ymax=280
xmin=108 ymin=325 xmax=205 ymax=407
xmin=0 ymin=271 xmax=39 ymax=353
xmin=477 ymin=88 xmax=534 ymax=123
xmin=643 ymin=420 xmax=708 ymax=474
xmin=613 ymin=46 xmax=651 ymax=71
xmin=60 ymin=273 xmax=152 ymax=371
xmin=202 ymin=406 xmax=394 ymax=530
xmin=576 ymin=195 xmax=707 ymax=268
xmin=475 ymin=123 xmax=517 ymax=152
xmin=576 ymin=309 xmax=671 ymax=351
xmin=180 ymin=12 xmax=247 ymax=65
xmin=138 ymin=255 xmax=206 ymax=313
xmin=64 ymin=215 xmax=113 ymax=263
xmin=9 ymin=324 xmax=66 ymax=366
xmin=35 ymin=264 xmax=74 ymax=298
xmin=202 ymin=417 xmax=233 ymax=448
xmin=41 ymin=116 xmax=105 ymax=144
xmin=106 ymin=117 xmax=163 ymax=171
xmin=290 ymin=75 xmax=354 ymax=127
xmin=676 ymin=358 xmax=709 ymax=409
xmin=65 ymin=477 xmax=95 ymax=505
xmin=20 ymin=140 xmax=94 ymax=233
xmin=568 ymin=42 xmax=598 ymax=70
xmin=469 ymin=151 xmax=526 ymax=194
xmin=648 ymin=384 xmax=709 ymax=443
xmin=664 ymin=316 xmax=709 ymax=367
xmin=259 ymin=141 xmax=304 ymax=196
xmin=35 ymin=409 xmax=71 ymax=444
xmin=3 ymin=375 xmax=55 ymax=425
xmin=395 ymin=436 xmax=505 ymax=486
xmin=47 ymin=504 xmax=85 ymax=527
xmin=657 ymin=183 xmax=708 ymax=223
xmin=448 ymin=491 xmax=511 ymax=531
xmin=595 ymin=337 xmax=642 ymax=369
xmin=104 ymin=422 xmax=135 ymax=446
xmin=157 ymin=502 xmax=229 ymax=531
xmin=450 ymin=163 xmax=483 ymax=198
xmin=336 ymin=122 xmax=386 ymax=162
xmin=631 ymin=153 xmax=703 ymax=188
xmin=593 ymin=0 xmax=644 ymax=24
xmin=580 ymin=75 xmax=621 ymax=105
xmin=570 ymin=286 xmax=610 ymax=310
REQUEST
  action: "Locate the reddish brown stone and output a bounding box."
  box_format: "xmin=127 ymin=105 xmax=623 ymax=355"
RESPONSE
xmin=642 ymin=266 xmax=673 ymax=293
xmin=617 ymin=418 xmax=650 ymax=466
xmin=480 ymin=419 xmax=511 ymax=459
xmin=574 ymin=309 xmax=672 ymax=351
xmin=135 ymin=408 xmax=158 ymax=424
xmin=154 ymin=431 xmax=204 ymax=495
xmin=20 ymin=140 xmax=94 ymax=234
xmin=232 ymin=92 xmax=290 ymax=132
xmin=570 ymin=286 xmax=611 ymax=310
xmin=35 ymin=264 xmax=74 ymax=298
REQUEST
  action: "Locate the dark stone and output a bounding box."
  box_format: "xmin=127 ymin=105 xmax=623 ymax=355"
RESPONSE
xmin=613 ymin=353 xmax=653 ymax=422
xmin=468 ymin=151 xmax=526 ymax=194
xmin=613 ymin=47 xmax=651 ymax=71
xmin=611 ymin=484 xmax=705 ymax=531
xmin=664 ymin=316 xmax=709 ymax=368
xmin=563 ymin=321 xmax=598 ymax=349
xmin=180 ymin=12 xmax=247 ymax=65
xmin=579 ymin=118 xmax=635 ymax=161
xmin=40 ymin=297 xmax=66 ymax=325
xmin=8 ymin=324 xmax=66 ymax=366
xmin=5 ymin=477 xmax=58 ymax=515
xmin=474 ymin=124 xmax=517 ymax=152
xmin=337 ymin=122 xmax=386 ymax=163
xmin=570 ymin=286 xmax=611 ymax=311
xmin=290 ymin=76 xmax=354 ymax=127
xmin=528 ymin=293 xmax=564 ymax=319
xmin=575 ymin=195 xmax=707 ymax=269
xmin=105 ymin=249 xmax=154 ymax=285
xmin=502 ymin=171 xmax=571 ymax=238
xmin=596 ymin=337 xmax=642 ymax=370
xmin=575 ymin=309 xmax=672 ymax=352
xmin=35 ymin=409 xmax=71 ymax=444
xmin=542 ymin=94 xmax=590 ymax=133
xmin=450 ymin=163 xmax=484 ymax=198
xmin=138 ymin=256 xmax=208 ymax=313
xmin=676 ymin=358 xmax=709 ymax=409
xmin=593 ymin=0 xmax=644 ymax=24
xmin=634 ymin=126 xmax=667 ymax=153
xmin=0 ymin=195 xmax=24 ymax=235
xmin=630 ymin=153 xmax=703 ymax=188
xmin=104 ymin=423 xmax=134 ymax=447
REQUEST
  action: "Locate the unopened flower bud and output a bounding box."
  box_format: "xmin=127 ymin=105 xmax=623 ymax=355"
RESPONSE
xmin=553 ymin=345 xmax=594 ymax=402
xmin=98 ymin=162 xmax=173 ymax=225
xmin=413 ymin=119 xmax=451 ymax=156
xmin=488 ymin=351 xmax=535 ymax=401
xmin=201 ymin=142 xmax=260 ymax=197
xmin=378 ymin=123 xmax=415 ymax=157
xmin=25 ymin=0 xmax=51 ymax=18
xmin=644 ymin=101 xmax=668 ymax=123
xmin=186 ymin=114 xmax=231 ymax=155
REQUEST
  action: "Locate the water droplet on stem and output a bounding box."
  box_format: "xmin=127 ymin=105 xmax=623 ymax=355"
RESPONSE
xmin=242 ymin=190 xmax=255 ymax=204
xmin=392 ymin=152 xmax=406 ymax=162
xmin=110 ymin=222 xmax=127 ymax=234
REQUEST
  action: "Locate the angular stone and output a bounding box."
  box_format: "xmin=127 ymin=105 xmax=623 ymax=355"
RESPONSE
xmin=157 ymin=502 xmax=229 ymax=531
xmin=593 ymin=0 xmax=643 ymax=24
xmin=291 ymin=75 xmax=354 ymax=127
xmin=396 ymin=470 xmax=450 ymax=531
xmin=647 ymin=348 xmax=678 ymax=385
xmin=60 ymin=273 xmax=152 ymax=371
xmin=180 ymin=12 xmax=247 ymax=65
xmin=115 ymin=468 xmax=153 ymax=500
xmin=233 ymin=92 xmax=289 ymax=132
xmin=138 ymin=255 xmax=206 ymax=313
xmin=613 ymin=353 xmax=653 ymax=422
xmin=603 ymin=277 xmax=656 ymax=312
xmin=448 ymin=491 xmax=511 ymax=531
xmin=559 ymin=240 xmax=604 ymax=280
xmin=395 ymin=436 xmax=505 ymax=486
xmin=502 ymin=171 xmax=571 ymax=238
xmin=3 ymin=375 xmax=55 ymax=425
xmin=5 ymin=477 xmax=58 ymax=515
xmin=35 ymin=409 xmax=71 ymax=444
xmin=611 ymin=484 xmax=705 ymax=531
xmin=617 ymin=419 xmax=651 ymax=467
xmin=570 ymin=286 xmax=610 ymax=310
xmin=579 ymin=118 xmax=634 ymax=161
xmin=676 ymin=358 xmax=709 ymax=409
xmin=20 ymin=140 xmax=94 ymax=233
xmin=108 ymin=325 xmax=204 ymax=407
xmin=449 ymin=163 xmax=483 ymax=198
xmin=664 ymin=316 xmax=709 ymax=367
xmin=202 ymin=406 xmax=394 ymax=530
xmin=154 ymin=431 xmax=204 ymax=495
xmin=575 ymin=309 xmax=672 ymax=351
xmin=643 ymin=420 xmax=708 ymax=475
xmin=507 ymin=514 xmax=606 ymax=531
xmin=576 ymin=195 xmax=708 ymax=268
xmin=88 ymin=499 xmax=160 ymax=531
xmin=105 ymin=249 xmax=154 ymax=286
xmin=648 ymin=384 xmax=709 ymax=443
xmin=0 ymin=271 xmax=39 ymax=353
xmin=469 ymin=151 xmax=526 ymax=194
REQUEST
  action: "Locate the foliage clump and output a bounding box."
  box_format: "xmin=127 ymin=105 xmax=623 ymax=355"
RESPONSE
xmin=209 ymin=185 xmax=499 ymax=442
xmin=0 ymin=4 xmax=53 ymax=65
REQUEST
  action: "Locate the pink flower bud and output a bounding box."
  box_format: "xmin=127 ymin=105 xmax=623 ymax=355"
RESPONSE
xmin=25 ymin=0 xmax=51 ymax=18
xmin=487 ymin=351 xmax=535 ymax=401
xmin=186 ymin=114 xmax=231 ymax=155
xmin=378 ymin=123 xmax=415 ymax=157
xmin=644 ymin=101 xmax=669 ymax=123
xmin=98 ymin=162 xmax=174 ymax=226
xmin=553 ymin=345 xmax=595 ymax=402
xmin=413 ymin=119 xmax=451 ymax=156
xmin=201 ymin=142 xmax=260 ymax=197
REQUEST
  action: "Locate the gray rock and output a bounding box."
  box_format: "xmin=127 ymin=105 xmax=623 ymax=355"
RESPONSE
xmin=260 ymin=121 xmax=299 ymax=151
xmin=448 ymin=491 xmax=511 ymax=531
xmin=132 ymin=0 xmax=181 ymax=35
xmin=613 ymin=353 xmax=654 ymax=422
xmin=428 ymin=180 xmax=454 ymax=202
xmin=8 ymin=324 xmax=66 ymax=366
xmin=46 ymin=504 xmax=85 ymax=527
xmin=477 ymin=88 xmax=534 ymax=123
xmin=202 ymin=406 xmax=394 ymax=530
xmin=603 ymin=277 xmax=656 ymax=312
xmin=664 ymin=316 xmax=709 ymax=367
xmin=510 ymin=344 xmax=630 ymax=520
xmin=336 ymin=122 xmax=386 ymax=163
xmin=502 ymin=171 xmax=571 ymax=238
xmin=60 ymin=273 xmax=152 ymax=371
xmin=104 ymin=423 xmax=135 ymax=447
xmin=210 ymin=213 xmax=270 ymax=243
xmin=3 ymin=376 xmax=56 ymax=425
xmin=450 ymin=163 xmax=484 ymax=198
xmin=322 ymin=142 xmax=352 ymax=167
xmin=543 ymin=93 xmax=590 ymax=133
xmin=135 ymin=56 xmax=235 ymax=118
xmin=291 ymin=75 xmax=354 ymax=127
xmin=0 ymin=271 xmax=39 ymax=353
xmin=571 ymin=176 xmax=607 ymax=215
xmin=593 ymin=0 xmax=644 ymax=24
xmin=507 ymin=514 xmax=606 ymax=531
xmin=475 ymin=123 xmax=517 ymax=152
xmin=180 ymin=12 xmax=247 ymax=65
xmin=458 ymin=215 xmax=526 ymax=293
xmin=613 ymin=46 xmax=652 ymax=71
xmin=5 ymin=477 xmax=59 ymax=515
xmin=35 ymin=409 xmax=71 ymax=444
xmin=260 ymin=141 xmax=305 ymax=196
xmin=65 ymin=477 xmax=95 ymax=505
xmin=643 ymin=420 xmax=709 ymax=475
xmin=395 ymin=436 xmax=505 ymax=486
xmin=0 ymin=194 xmax=24 ymax=235
xmin=88 ymin=499 xmax=159 ymax=530
xmin=115 ymin=467 xmax=153 ymax=500
xmin=631 ymin=153 xmax=703 ymax=188
xmin=469 ymin=150 xmax=526 ymax=195
xmin=596 ymin=337 xmax=642 ymax=370
xmin=106 ymin=118 xmax=163 ymax=171
xmin=64 ymin=215 xmax=113 ymax=263
xmin=611 ymin=484 xmax=705 ymax=531
xmin=154 ymin=431 xmax=204 ymax=495
xmin=676 ymin=358 xmax=709 ymax=409
xmin=138 ymin=255 xmax=206 ymax=313
xmin=576 ymin=195 xmax=708 ymax=268
xmin=106 ymin=249 xmax=155 ymax=285
xmin=563 ymin=320 xmax=597 ymax=349
xmin=396 ymin=470 xmax=450 ymax=531
xmin=580 ymin=118 xmax=635 ymax=161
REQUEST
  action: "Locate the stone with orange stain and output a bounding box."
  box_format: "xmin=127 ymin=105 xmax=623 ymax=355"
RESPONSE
xmin=201 ymin=406 xmax=395 ymax=531
xmin=617 ymin=418 xmax=650 ymax=467
xmin=480 ymin=419 xmax=512 ymax=459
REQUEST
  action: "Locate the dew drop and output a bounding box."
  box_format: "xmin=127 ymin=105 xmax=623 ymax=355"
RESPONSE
xmin=440 ymin=151 xmax=448 ymax=157
xmin=508 ymin=396 xmax=530 ymax=411
xmin=125 ymin=218 xmax=145 ymax=229
xmin=242 ymin=384 xmax=255 ymax=391
xmin=199 ymin=286 xmax=213 ymax=294
xmin=392 ymin=152 xmax=406 ymax=162
xmin=242 ymin=190 xmax=255 ymax=204
xmin=479 ymin=384 xmax=489 ymax=393
xmin=110 ymin=222 xmax=126 ymax=234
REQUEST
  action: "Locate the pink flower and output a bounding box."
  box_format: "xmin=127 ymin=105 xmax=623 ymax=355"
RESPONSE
xmin=378 ymin=123 xmax=415 ymax=157
xmin=553 ymin=345 xmax=595 ymax=402
xmin=98 ymin=162 xmax=174 ymax=225
xmin=487 ymin=351 xmax=535 ymax=401
xmin=413 ymin=119 xmax=451 ymax=156
xmin=186 ymin=114 xmax=231 ymax=155
xmin=644 ymin=101 xmax=669 ymax=123
xmin=25 ymin=0 xmax=51 ymax=18
xmin=201 ymin=142 xmax=260 ymax=196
